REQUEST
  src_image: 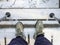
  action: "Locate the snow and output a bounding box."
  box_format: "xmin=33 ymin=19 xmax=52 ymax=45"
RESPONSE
xmin=0 ymin=0 xmax=60 ymax=45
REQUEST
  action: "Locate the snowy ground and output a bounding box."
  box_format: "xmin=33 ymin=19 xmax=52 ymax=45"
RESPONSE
xmin=0 ymin=0 xmax=59 ymax=8
xmin=0 ymin=27 xmax=60 ymax=45
xmin=0 ymin=0 xmax=60 ymax=45
xmin=0 ymin=9 xmax=60 ymax=45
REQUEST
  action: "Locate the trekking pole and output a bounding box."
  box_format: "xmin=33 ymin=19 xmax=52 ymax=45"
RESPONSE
xmin=4 ymin=37 xmax=7 ymax=45
xmin=28 ymin=34 xmax=30 ymax=45
xmin=51 ymin=35 xmax=53 ymax=45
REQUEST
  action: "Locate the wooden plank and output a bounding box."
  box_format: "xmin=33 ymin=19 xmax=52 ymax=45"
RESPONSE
xmin=0 ymin=24 xmax=60 ymax=28
xmin=0 ymin=19 xmax=56 ymax=21
xmin=0 ymin=8 xmax=59 ymax=9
